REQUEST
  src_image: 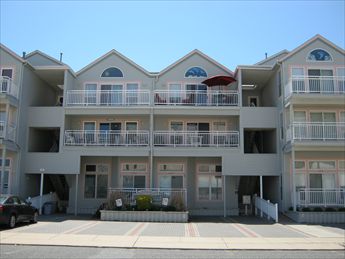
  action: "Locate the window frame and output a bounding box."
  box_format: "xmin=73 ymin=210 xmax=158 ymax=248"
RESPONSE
xmin=196 ymin=163 xmax=223 ymax=201
xmin=306 ymin=48 xmax=333 ymax=62
xmin=100 ymin=67 xmax=124 ymax=78
xmin=120 ymin=162 xmax=148 ymax=188
xmin=84 ymin=163 xmax=109 ymax=199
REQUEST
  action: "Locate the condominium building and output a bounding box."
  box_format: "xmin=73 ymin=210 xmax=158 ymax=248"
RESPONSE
xmin=0 ymin=34 xmax=344 ymax=216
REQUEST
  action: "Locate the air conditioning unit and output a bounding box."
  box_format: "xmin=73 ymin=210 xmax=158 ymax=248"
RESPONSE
xmin=56 ymin=95 xmax=63 ymax=106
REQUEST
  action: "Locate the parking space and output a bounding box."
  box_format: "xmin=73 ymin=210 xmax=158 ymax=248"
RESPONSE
xmin=1 ymin=215 xmax=344 ymax=239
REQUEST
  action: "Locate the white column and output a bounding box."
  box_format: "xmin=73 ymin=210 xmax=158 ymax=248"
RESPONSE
xmin=74 ymin=174 xmax=78 ymax=216
xmin=39 ymin=172 xmax=44 ymax=214
xmin=0 ymin=148 xmax=7 ymax=193
xmin=292 ymin=149 xmax=296 ymax=211
xmin=223 ymin=175 xmax=226 ymax=218
xmin=260 ymin=175 xmax=263 ymax=217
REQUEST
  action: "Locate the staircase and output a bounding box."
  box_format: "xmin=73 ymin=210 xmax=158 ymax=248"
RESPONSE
xmin=48 ymin=175 xmax=69 ymax=200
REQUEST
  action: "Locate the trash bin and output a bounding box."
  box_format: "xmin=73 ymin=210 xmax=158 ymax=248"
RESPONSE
xmin=43 ymin=202 xmax=57 ymax=215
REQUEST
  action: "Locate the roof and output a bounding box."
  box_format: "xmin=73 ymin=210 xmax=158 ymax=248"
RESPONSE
xmin=25 ymin=50 xmax=65 ymax=66
xmin=159 ymin=49 xmax=234 ymax=77
xmin=76 ymin=49 xmax=152 ymax=76
xmin=255 ymin=49 xmax=289 ymax=65
xmin=278 ymin=34 xmax=345 ymax=62
xmin=0 ymin=43 xmax=25 ymax=63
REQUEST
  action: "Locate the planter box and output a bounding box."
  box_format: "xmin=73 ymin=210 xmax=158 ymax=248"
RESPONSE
xmin=100 ymin=210 xmax=189 ymax=223
xmin=285 ymin=211 xmax=345 ymax=223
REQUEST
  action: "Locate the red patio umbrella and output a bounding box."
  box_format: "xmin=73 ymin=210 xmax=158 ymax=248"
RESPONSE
xmin=201 ymin=75 xmax=236 ymax=87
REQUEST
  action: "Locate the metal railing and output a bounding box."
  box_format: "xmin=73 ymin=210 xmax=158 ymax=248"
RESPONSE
xmin=64 ymin=130 xmax=150 ymax=146
xmin=297 ymin=188 xmax=345 ymax=207
xmin=285 ymin=76 xmax=345 ymax=98
xmin=288 ymin=123 xmax=345 ymax=141
xmin=0 ymin=121 xmax=16 ymax=141
xmin=0 ymin=76 xmax=19 ymax=98
xmin=153 ymin=131 xmax=240 ymax=147
xmin=154 ymin=90 xmax=239 ymax=106
xmin=66 ymin=90 xmax=150 ymax=106
xmin=108 ymin=188 xmax=187 ymax=209
xmin=254 ymin=194 xmax=278 ymax=223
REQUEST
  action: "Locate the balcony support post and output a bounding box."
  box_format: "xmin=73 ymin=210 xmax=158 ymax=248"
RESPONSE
xmin=223 ymin=175 xmax=227 ymax=218
xmin=74 ymin=174 xmax=78 ymax=216
xmin=0 ymin=147 xmax=7 ymax=193
xmin=39 ymin=172 xmax=44 ymax=215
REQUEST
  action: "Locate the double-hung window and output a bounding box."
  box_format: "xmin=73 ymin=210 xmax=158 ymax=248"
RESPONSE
xmin=121 ymin=163 xmax=147 ymax=189
xmin=158 ymin=163 xmax=184 ymax=189
xmin=0 ymin=158 xmax=10 ymax=194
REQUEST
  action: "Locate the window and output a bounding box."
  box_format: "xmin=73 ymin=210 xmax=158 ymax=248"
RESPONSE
xmin=170 ymin=122 xmax=183 ymax=131
xmin=198 ymin=164 xmax=221 ymax=173
xmin=169 ymin=84 xmax=182 ymax=102
xmin=295 ymin=173 xmax=306 ymax=188
xmin=248 ymin=96 xmax=259 ymax=107
xmin=277 ymin=71 xmax=282 ymax=97
xmin=84 ymin=84 xmax=97 ymax=105
xmin=84 ymin=164 xmax=108 ymax=199
xmin=122 ymin=163 xmax=147 ymax=172
xmin=295 ymin=161 xmax=306 ymax=170
xmin=1 ymin=69 xmax=13 ymax=79
xmin=308 ymin=161 xmax=336 ymax=170
xmin=123 ymin=175 xmax=145 ymax=188
xmin=336 ymin=68 xmax=345 ymax=92
xmin=185 ymin=67 xmax=207 ymax=78
xmin=0 ymin=158 xmax=11 ymax=167
xmin=309 ymin=174 xmax=336 ymax=189
xmin=159 ymin=175 xmax=183 ymax=189
xmin=0 ymin=158 xmax=11 ymax=194
xmin=159 ymin=164 xmax=184 ymax=172
xmin=307 ymin=49 xmax=332 ymax=61
xmin=198 ymin=175 xmax=222 ymax=200
xmin=101 ymin=67 xmax=123 ymax=77
xmin=308 ymin=69 xmax=334 ymax=92
xmin=213 ymin=122 xmax=226 ymax=131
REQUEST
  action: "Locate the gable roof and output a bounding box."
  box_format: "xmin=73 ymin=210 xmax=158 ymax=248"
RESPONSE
xmin=0 ymin=43 xmax=25 ymax=63
xmin=159 ymin=49 xmax=234 ymax=77
xmin=25 ymin=50 xmax=65 ymax=66
xmin=76 ymin=49 xmax=152 ymax=76
xmin=279 ymin=34 xmax=345 ymax=62
xmin=255 ymin=49 xmax=289 ymax=65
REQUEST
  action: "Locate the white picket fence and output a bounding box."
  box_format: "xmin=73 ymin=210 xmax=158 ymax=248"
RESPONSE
xmin=27 ymin=192 xmax=59 ymax=213
xmin=254 ymin=194 xmax=278 ymax=223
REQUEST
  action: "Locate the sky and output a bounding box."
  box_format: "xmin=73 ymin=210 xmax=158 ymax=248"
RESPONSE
xmin=0 ymin=0 xmax=344 ymax=72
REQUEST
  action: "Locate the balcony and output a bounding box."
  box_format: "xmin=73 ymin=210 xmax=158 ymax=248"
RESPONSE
xmin=287 ymin=123 xmax=345 ymax=141
xmin=285 ymin=76 xmax=345 ymax=99
xmin=154 ymin=90 xmax=239 ymax=106
xmin=0 ymin=76 xmax=19 ymax=99
xmin=66 ymin=90 xmax=150 ymax=106
xmin=0 ymin=121 xmax=16 ymax=142
xmin=64 ymin=130 xmax=149 ymax=146
xmin=297 ymin=188 xmax=345 ymax=207
xmin=153 ymin=131 xmax=239 ymax=147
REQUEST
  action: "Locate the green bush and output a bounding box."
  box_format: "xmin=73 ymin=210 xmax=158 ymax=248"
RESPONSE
xmin=302 ymin=207 xmax=311 ymax=212
xmin=337 ymin=207 xmax=345 ymax=212
xmin=135 ymin=195 xmax=152 ymax=211
xmin=313 ymin=207 xmax=323 ymax=212
xmin=325 ymin=207 xmax=336 ymax=212
xmin=288 ymin=206 xmax=293 ymax=211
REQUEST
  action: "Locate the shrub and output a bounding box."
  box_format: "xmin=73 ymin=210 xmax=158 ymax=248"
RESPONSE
xmin=170 ymin=194 xmax=185 ymax=212
xmin=302 ymin=207 xmax=311 ymax=212
xmin=325 ymin=207 xmax=336 ymax=212
xmin=337 ymin=207 xmax=345 ymax=212
xmin=136 ymin=195 xmax=152 ymax=211
xmin=106 ymin=191 xmax=125 ymax=210
xmin=288 ymin=206 xmax=293 ymax=211
xmin=313 ymin=207 xmax=323 ymax=212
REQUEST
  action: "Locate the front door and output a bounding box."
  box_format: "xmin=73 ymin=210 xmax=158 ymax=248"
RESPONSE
xmin=110 ymin=122 xmax=121 ymax=145
xmin=84 ymin=122 xmax=95 ymax=144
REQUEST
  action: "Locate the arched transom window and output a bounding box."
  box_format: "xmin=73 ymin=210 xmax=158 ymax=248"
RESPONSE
xmin=185 ymin=67 xmax=207 ymax=78
xmin=101 ymin=67 xmax=124 ymax=77
xmin=307 ymin=49 xmax=332 ymax=61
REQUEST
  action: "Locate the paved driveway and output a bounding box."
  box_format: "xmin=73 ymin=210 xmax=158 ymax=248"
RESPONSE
xmin=1 ymin=214 xmax=344 ymax=250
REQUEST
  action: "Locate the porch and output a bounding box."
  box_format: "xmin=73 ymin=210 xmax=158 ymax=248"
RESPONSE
xmin=287 ymin=123 xmax=345 ymax=141
xmin=297 ymin=188 xmax=345 ymax=207
xmin=0 ymin=76 xmax=19 ymax=99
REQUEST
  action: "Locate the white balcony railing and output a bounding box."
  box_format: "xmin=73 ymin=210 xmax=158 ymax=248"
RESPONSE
xmin=285 ymin=76 xmax=345 ymax=98
xmin=0 ymin=121 xmax=16 ymax=141
xmin=64 ymin=130 xmax=149 ymax=146
xmin=154 ymin=131 xmax=239 ymax=147
xmin=297 ymin=188 xmax=345 ymax=207
xmin=108 ymin=188 xmax=187 ymax=209
xmin=66 ymin=90 xmax=150 ymax=106
xmin=288 ymin=123 xmax=345 ymax=141
xmin=0 ymin=76 xmax=19 ymax=99
xmin=154 ymin=90 xmax=239 ymax=106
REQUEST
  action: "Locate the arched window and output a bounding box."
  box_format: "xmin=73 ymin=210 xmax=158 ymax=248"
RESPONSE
xmin=307 ymin=49 xmax=332 ymax=61
xmin=185 ymin=67 xmax=207 ymax=78
xmin=101 ymin=67 xmax=123 ymax=77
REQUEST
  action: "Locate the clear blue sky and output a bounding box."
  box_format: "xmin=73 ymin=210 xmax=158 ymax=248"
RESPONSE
xmin=1 ymin=1 xmax=344 ymax=72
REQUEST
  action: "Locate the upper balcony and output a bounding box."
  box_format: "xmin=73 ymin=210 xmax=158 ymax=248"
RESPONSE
xmin=285 ymin=76 xmax=345 ymax=104
xmin=153 ymin=131 xmax=239 ymax=148
xmin=154 ymin=90 xmax=239 ymax=107
xmin=66 ymin=90 xmax=151 ymax=107
xmin=0 ymin=76 xmax=19 ymax=99
xmin=287 ymin=122 xmax=345 ymax=145
xmin=0 ymin=121 xmax=16 ymax=142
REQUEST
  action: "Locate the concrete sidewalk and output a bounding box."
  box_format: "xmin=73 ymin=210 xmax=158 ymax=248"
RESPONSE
xmin=0 ymin=216 xmax=344 ymax=250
